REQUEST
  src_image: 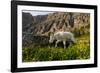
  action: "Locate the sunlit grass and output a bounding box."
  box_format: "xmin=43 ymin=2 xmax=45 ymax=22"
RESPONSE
xmin=22 ymin=34 xmax=90 ymax=62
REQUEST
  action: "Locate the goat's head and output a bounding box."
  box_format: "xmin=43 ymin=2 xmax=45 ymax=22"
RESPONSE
xmin=49 ymin=32 xmax=55 ymax=43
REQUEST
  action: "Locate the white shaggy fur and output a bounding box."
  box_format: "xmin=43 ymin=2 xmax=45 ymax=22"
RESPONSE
xmin=49 ymin=32 xmax=75 ymax=48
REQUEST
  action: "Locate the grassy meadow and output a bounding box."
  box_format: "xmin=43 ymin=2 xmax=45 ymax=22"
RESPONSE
xmin=22 ymin=34 xmax=90 ymax=62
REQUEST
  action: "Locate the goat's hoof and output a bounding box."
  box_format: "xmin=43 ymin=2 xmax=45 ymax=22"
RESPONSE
xmin=55 ymin=46 xmax=57 ymax=48
xmin=64 ymin=47 xmax=66 ymax=49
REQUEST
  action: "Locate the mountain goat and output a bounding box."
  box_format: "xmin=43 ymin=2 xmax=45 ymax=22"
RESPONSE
xmin=49 ymin=32 xmax=75 ymax=48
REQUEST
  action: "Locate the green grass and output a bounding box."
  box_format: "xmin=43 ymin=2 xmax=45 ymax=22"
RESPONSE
xmin=22 ymin=34 xmax=90 ymax=62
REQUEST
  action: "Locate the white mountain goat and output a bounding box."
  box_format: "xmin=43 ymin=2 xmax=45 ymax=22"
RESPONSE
xmin=49 ymin=32 xmax=75 ymax=48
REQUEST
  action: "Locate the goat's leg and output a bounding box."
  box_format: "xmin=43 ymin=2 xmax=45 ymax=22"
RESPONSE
xmin=55 ymin=40 xmax=60 ymax=48
xmin=63 ymin=41 xmax=66 ymax=49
